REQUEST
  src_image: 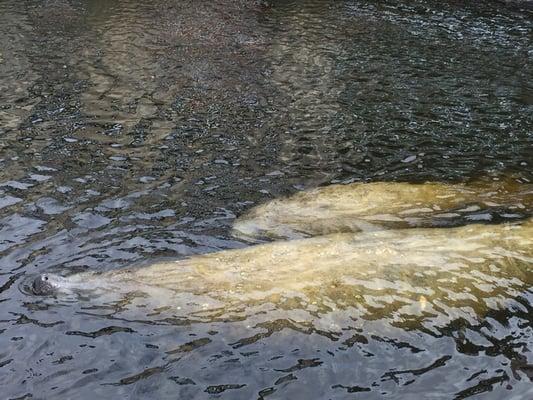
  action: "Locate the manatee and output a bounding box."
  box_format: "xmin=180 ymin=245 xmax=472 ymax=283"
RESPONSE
xmin=31 ymin=273 xmax=62 ymax=296
xmin=28 ymin=218 xmax=532 ymax=325
xmin=233 ymin=180 xmax=532 ymax=240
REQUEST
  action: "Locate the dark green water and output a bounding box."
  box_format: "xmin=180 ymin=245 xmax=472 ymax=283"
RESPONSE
xmin=0 ymin=0 xmax=532 ymax=398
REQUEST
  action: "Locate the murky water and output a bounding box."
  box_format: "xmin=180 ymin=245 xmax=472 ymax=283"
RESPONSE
xmin=1 ymin=0 xmax=532 ymax=398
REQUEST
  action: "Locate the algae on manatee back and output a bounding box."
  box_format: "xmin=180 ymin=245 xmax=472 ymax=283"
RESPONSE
xmin=233 ymin=180 xmax=532 ymax=240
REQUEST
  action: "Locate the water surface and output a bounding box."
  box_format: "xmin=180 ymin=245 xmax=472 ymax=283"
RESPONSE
xmin=0 ymin=0 xmax=532 ymax=399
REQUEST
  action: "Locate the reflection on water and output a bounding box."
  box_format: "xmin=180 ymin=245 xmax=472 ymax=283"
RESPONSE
xmin=0 ymin=4 xmax=38 ymax=131
xmin=0 ymin=0 xmax=532 ymax=399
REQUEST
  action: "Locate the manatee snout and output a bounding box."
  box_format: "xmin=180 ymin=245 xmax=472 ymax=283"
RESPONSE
xmin=31 ymin=273 xmax=61 ymax=296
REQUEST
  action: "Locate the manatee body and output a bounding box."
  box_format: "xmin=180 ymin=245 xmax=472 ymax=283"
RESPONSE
xmin=31 ymin=218 xmax=532 ymax=324
xmin=233 ymin=180 xmax=532 ymax=240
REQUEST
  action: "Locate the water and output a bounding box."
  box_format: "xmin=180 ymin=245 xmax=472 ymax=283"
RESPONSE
xmin=0 ymin=0 xmax=532 ymax=398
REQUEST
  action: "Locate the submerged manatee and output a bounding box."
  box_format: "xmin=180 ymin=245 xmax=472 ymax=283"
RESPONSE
xmin=30 ymin=218 xmax=532 ymax=325
xmin=233 ymin=180 xmax=532 ymax=240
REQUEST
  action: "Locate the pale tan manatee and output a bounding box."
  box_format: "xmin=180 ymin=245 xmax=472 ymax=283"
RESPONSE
xmin=31 ymin=218 xmax=532 ymax=327
xmin=233 ymin=179 xmax=532 ymax=240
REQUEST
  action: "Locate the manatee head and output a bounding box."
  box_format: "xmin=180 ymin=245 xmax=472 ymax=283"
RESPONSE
xmin=31 ymin=273 xmax=63 ymax=296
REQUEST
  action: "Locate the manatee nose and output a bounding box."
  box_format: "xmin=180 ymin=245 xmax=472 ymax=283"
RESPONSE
xmin=32 ymin=274 xmax=56 ymax=296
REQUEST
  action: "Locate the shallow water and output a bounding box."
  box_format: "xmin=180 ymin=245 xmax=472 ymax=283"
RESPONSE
xmin=0 ymin=0 xmax=532 ymax=399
